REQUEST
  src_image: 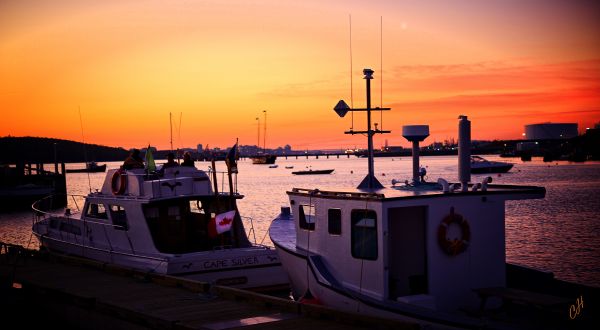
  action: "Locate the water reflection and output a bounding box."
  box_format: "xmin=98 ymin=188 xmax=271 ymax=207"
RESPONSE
xmin=1 ymin=157 xmax=599 ymax=286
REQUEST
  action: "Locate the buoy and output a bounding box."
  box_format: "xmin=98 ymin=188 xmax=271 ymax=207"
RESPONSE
xmin=299 ymin=290 xmax=322 ymax=305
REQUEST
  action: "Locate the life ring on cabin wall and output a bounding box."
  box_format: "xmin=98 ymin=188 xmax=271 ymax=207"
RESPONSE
xmin=437 ymin=207 xmax=470 ymax=256
xmin=111 ymin=169 xmax=127 ymax=195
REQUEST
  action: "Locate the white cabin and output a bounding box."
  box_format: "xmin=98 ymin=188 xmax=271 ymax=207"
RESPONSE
xmin=33 ymin=166 xmax=289 ymax=291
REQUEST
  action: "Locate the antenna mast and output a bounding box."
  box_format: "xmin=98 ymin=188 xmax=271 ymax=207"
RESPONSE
xmin=263 ymin=110 xmax=267 ymax=152
xmin=169 ymin=112 xmax=173 ymax=153
xmin=380 ymin=16 xmax=383 ymax=130
xmin=349 ymin=14 xmax=354 ymax=130
xmin=78 ymin=107 xmax=92 ymax=193
xmin=333 ymin=69 xmax=391 ymax=190
xmin=256 ymin=117 xmax=260 ymax=151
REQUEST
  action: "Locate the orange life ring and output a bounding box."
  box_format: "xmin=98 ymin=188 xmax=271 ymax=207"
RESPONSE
xmin=437 ymin=207 xmax=470 ymax=256
xmin=111 ymin=169 xmax=127 ymax=195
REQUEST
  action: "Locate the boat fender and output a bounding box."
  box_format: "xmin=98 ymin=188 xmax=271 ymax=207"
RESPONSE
xmin=481 ymin=176 xmax=492 ymax=191
xmin=437 ymin=207 xmax=470 ymax=256
xmin=111 ymin=169 xmax=127 ymax=195
xmin=471 ymin=183 xmax=482 ymax=192
xmin=437 ymin=178 xmax=449 ymax=193
xmin=448 ymin=182 xmax=461 ymax=193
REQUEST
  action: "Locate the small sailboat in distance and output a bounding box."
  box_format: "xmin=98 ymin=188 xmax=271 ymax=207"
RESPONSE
xmin=250 ymin=110 xmax=277 ymax=165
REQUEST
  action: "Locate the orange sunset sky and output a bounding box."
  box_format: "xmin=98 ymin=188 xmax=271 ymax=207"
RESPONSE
xmin=1 ymin=0 xmax=599 ymax=150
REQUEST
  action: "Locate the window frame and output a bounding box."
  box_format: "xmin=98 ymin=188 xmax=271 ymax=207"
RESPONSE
xmin=85 ymin=202 xmax=108 ymax=220
xmin=327 ymin=208 xmax=342 ymax=235
xmin=109 ymin=204 xmax=129 ymax=230
xmin=350 ymin=209 xmax=378 ymax=260
xmin=299 ymin=204 xmax=315 ymax=231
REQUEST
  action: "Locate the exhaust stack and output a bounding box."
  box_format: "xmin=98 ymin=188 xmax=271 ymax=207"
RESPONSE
xmin=458 ymin=115 xmax=471 ymax=191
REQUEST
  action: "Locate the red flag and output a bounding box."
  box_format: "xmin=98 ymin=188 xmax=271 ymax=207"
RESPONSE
xmin=208 ymin=210 xmax=236 ymax=237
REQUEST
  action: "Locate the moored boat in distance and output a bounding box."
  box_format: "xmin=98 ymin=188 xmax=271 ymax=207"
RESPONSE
xmin=32 ymin=164 xmax=289 ymax=292
xmin=470 ymin=155 xmax=513 ymax=174
xmin=251 ymin=154 xmax=277 ymax=165
xmin=66 ymin=162 xmax=107 ymax=173
xmin=291 ymin=169 xmax=334 ymax=175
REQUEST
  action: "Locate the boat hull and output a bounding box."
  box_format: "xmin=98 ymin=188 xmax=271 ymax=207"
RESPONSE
xmin=470 ymin=164 xmax=513 ymax=174
xmin=66 ymin=164 xmax=107 ymax=173
xmin=250 ymin=155 xmax=277 ymax=164
xmin=33 ymin=223 xmax=289 ymax=291
xmin=271 ymin=236 xmax=480 ymax=329
xmin=291 ymin=169 xmax=334 ymax=175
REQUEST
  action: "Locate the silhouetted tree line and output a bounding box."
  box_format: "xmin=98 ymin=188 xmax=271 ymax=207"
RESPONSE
xmin=0 ymin=136 xmax=129 ymax=163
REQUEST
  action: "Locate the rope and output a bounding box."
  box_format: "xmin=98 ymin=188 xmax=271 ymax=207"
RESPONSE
xmin=356 ymin=198 xmax=370 ymax=313
xmin=305 ymin=191 xmax=314 ymax=295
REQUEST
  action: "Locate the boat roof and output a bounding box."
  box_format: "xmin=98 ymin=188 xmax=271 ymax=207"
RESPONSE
xmin=97 ymin=167 xmax=230 ymax=202
xmin=287 ymin=181 xmax=545 ymax=202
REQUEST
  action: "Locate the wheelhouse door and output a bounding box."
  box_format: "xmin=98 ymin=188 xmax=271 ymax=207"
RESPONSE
xmin=387 ymin=206 xmax=428 ymax=300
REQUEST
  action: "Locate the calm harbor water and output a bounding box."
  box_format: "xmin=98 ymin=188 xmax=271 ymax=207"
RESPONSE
xmin=1 ymin=155 xmax=599 ymax=287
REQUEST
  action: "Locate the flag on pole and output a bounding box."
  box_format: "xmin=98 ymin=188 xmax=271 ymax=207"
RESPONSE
xmin=225 ymin=141 xmax=239 ymax=173
xmin=145 ymin=145 xmax=156 ymax=172
xmin=208 ymin=210 xmax=236 ymax=238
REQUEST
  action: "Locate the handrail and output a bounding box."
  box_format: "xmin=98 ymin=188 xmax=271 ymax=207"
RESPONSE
xmin=240 ymin=216 xmax=257 ymax=244
xmin=290 ymin=188 xmax=384 ymax=199
xmin=32 ymin=194 xmax=87 ymax=218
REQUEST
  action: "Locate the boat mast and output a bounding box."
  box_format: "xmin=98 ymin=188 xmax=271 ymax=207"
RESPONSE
xmin=169 ymin=112 xmax=174 ymax=153
xmin=263 ymin=110 xmax=267 ymax=153
xmin=256 ymin=116 xmax=260 ymax=153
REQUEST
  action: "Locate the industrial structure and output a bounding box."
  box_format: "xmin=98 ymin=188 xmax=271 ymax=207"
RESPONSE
xmin=525 ymin=123 xmax=578 ymax=140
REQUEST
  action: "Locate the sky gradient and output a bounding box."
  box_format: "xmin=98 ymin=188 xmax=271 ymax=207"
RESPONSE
xmin=1 ymin=0 xmax=599 ymax=150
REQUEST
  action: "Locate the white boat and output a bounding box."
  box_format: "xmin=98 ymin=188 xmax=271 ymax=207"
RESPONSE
xmin=32 ymin=165 xmax=289 ymax=292
xmin=269 ymin=69 xmax=591 ymax=329
xmin=470 ymin=155 xmax=513 ymax=174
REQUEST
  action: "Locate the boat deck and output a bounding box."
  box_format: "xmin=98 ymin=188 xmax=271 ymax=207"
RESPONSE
xmin=287 ymin=183 xmax=545 ymax=201
xmin=0 ymin=242 xmax=419 ymax=330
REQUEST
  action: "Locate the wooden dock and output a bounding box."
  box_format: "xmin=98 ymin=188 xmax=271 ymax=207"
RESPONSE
xmin=0 ymin=243 xmax=419 ymax=330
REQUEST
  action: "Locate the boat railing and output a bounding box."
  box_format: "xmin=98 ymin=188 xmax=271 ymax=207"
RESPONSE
xmin=31 ymin=194 xmax=86 ymax=221
xmin=240 ymin=216 xmax=257 ymax=244
xmin=207 ymin=168 xmax=238 ymax=195
xmin=289 ymin=188 xmax=384 ymax=200
xmin=124 ymin=168 xmax=238 ymax=197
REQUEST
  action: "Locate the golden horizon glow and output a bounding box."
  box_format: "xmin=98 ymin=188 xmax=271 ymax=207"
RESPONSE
xmin=1 ymin=0 xmax=599 ymax=150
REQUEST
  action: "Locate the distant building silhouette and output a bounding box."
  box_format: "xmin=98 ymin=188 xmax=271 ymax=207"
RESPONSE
xmin=525 ymin=123 xmax=578 ymax=140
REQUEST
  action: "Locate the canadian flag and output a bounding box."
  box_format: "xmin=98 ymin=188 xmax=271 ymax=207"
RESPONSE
xmin=208 ymin=210 xmax=236 ymax=237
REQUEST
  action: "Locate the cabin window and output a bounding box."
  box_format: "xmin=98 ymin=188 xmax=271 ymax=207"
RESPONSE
xmin=351 ymin=209 xmax=378 ymax=260
xmin=86 ymin=203 xmax=107 ymax=220
xmin=59 ymin=221 xmax=81 ymax=235
xmin=328 ymin=208 xmax=342 ymax=235
xmin=109 ymin=205 xmax=129 ymax=231
xmin=299 ymin=204 xmax=315 ymax=231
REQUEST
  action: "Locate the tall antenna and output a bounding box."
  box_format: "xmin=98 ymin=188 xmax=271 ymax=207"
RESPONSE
xmin=380 ymin=16 xmax=383 ymax=130
xmin=179 ymin=112 xmax=182 ymax=147
xmin=78 ymin=107 xmax=92 ymax=193
xmin=256 ymin=116 xmax=260 ymax=150
xmin=169 ymin=112 xmax=173 ymax=153
xmin=349 ymin=14 xmax=354 ymax=130
xmin=178 ymin=112 xmax=182 ymax=162
xmin=263 ymin=110 xmax=267 ymax=152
